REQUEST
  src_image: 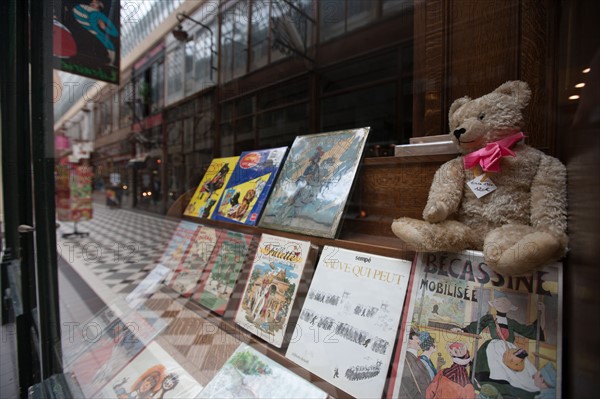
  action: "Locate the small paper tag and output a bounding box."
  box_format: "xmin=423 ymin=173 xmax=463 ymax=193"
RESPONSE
xmin=467 ymin=174 xmax=497 ymax=198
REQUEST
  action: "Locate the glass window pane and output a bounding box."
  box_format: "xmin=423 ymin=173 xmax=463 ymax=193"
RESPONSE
xmin=320 ymin=0 xmax=345 ymax=42
xmin=221 ymin=1 xmax=249 ymax=82
xmin=321 ymin=52 xmax=398 ymax=94
xmin=184 ymin=40 xmax=196 ymax=97
xmin=183 ymin=117 xmax=194 ymax=151
xmin=258 ymin=103 xmax=308 ymax=147
xmin=250 ymin=0 xmax=270 ymax=70
xmin=321 ymin=83 xmax=397 ymax=145
xmin=166 ymin=46 xmax=184 ymax=105
xmin=347 ymin=0 xmax=376 ymax=31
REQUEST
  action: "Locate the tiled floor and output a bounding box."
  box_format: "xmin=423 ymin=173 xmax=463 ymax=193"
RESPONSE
xmin=2 ymin=201 xmax=178 ymax=397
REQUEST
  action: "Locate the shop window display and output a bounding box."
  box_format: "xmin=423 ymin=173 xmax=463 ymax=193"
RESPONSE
xmin=6 ymin=0 xmax=599 ymax=398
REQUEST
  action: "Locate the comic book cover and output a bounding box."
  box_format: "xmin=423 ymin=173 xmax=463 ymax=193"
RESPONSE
xmin=388 ymin=251 xmax=562 ymax=399
xmin=234 ymin=234 xmax=312 ymax=348
xmin=192 ymin=230 xmax=256 ymax=315
xmin=98 ymin=341 xmax=203 ymax=399
xmin=184 ymin=156 xmax=239 ymax=219
xmin=158 ymin=221 xmax=199 ymax=272
xmin=212 ymin=147 xmax=287 ymax=226
xmin=167 ymin=225 xmax=221 ymax=297
xmin=259 ymin=127 xmax=369 ymax=238
xmin=197 ymin=344 xmax=327 ymax=399
xmin=285 ymin=245 xmax=412 ymax=398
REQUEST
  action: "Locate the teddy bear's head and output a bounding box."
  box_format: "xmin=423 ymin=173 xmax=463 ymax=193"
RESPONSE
xmin=448 ymin=81 xmax=531 ymax=154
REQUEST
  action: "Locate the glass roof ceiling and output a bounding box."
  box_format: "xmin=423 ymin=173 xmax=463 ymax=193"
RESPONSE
xmin=54 ymin=0 xmax=184 ymax=122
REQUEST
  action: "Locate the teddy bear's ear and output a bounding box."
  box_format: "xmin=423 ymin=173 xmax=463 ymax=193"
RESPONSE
xmin=494 ymin=80 xmax=531 ymax=109
xmin=449 ymin=96 xmax=470 ymax=118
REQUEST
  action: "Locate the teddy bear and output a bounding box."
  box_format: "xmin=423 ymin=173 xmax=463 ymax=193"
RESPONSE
xmin=391 ymin=81 xmax=567 ymax=275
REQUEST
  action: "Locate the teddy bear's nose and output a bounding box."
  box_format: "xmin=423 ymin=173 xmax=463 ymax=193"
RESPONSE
xmin=453 ymin=128 xmax=466 ymax=139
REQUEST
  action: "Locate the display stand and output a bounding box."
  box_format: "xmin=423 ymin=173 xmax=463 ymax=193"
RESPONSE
xmin=61 ymin=222 xmax=89 ymax=239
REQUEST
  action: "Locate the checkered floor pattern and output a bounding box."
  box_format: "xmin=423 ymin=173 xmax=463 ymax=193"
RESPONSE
xmin=57 ymin=203 xmax=243 ymax=385
xmin=57 ymin=203 xmax=179 ymax=295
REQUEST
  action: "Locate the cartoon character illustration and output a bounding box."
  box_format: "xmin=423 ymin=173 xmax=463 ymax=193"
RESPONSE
xmin=113 ymin=364 xmax=166 ymax=399
xmin=533 ymin=363 xmax=557 ymax=399
xmin=426 ymin=341 xmax=475 ymax=399
xmin=155 ymin=373 xmax=179 ymax=399
xmin=399 ymin=329 xmax=432 ymax=398
xmin=199 ymin=164 xmax=230 ymax=199
xmin=418 ymin=332 xmax=438 ymax=380
xmin=227 ymin=189 xmax=256 ymax=220
xmin=452 ymin=291 xmax=545 ymax=398
xmin=112 ymin=365 xmax=181 ymax=399
xmin=72 ymin=0 xmax=118 ymax=65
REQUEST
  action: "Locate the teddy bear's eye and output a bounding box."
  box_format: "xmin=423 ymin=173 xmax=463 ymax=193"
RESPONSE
xmin=478 ymin=112 xmax=485 ymax=121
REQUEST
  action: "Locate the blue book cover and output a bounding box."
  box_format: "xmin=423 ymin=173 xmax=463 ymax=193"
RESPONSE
xmin=211 ymin=147 xmax=287 ymax=226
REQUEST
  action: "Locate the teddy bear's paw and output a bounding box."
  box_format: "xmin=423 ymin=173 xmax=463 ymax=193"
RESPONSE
xmin=423 ymin=203 xmax=449 ymax=223
xmin=485 ymin=231 xmax=561 ymax=275
xmin=391 ymin=218 xmax=428 ymax=251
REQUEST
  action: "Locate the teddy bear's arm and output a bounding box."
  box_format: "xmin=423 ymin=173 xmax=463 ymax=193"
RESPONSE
xmin=423 ymin=158 xmax=465 ymax=223
xmin=530 ymin=154 xmax=568 ymax=241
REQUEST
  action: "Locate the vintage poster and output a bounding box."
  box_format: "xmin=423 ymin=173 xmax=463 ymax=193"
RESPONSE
xmin=212 ymin=147 xmax=287 ymax=226
xmin=234 ymin=234 xmax=312 ymax=348
xmin=198 ymin=344 xmax=327 ymax=399
xmin=388 ymin=251 xmax=562 ymax=399
xmin=158 ymin=221 xmax=199 ymax=272
xmin=56 ymin=164 xmax=93 ymax=222
xmin=286 ymin=245 xmax=412 ymax=398
xmin=98 ymin=341 xmax=203 ymax=398
xmin=184 ymin=157 xmax=239 ymax=219
xmin=259 ymin=128 xmax=369 ymax=238
xmin=193 ymin=230 xmax=256 ymax=315
xmin=167 ymin=225 xmax=221 ymax=297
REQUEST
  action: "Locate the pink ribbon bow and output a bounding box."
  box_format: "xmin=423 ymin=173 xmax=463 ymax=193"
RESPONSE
xmin=463 ymin=131 xmax=525 ymax=173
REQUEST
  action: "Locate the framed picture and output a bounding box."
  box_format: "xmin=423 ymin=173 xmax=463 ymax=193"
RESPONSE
xmin=259 ymin=127 xmax=369 ymax=238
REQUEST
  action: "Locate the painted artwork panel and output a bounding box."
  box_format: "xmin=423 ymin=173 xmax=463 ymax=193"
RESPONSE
xmin=259 ymin=127 xmax=369 ymax=238
xmin=193 ymin=230 xmax=256 ymax=315
xmin=98 ymin=341 xmax=203 ymax=398
xmin=184 ymin=157 xmax=239 ymax=219
xmin=167 ymin=226 xmax=221 ymax=297
xmin=387 ymin=251 xmax=562 ymax=399
xmin=285 ymin=245 xmax=412 ymax=398
xmin=235 ymin=234 xmax=312 ymax=348
xmin=198 ymin=344 xmax=327 ymax=399
xmin=212 ymin=147 xmax=287 ymax=226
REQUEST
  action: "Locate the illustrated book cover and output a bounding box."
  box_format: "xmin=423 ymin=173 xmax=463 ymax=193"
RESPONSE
xmin=197 ymin=343 xmax=327 ymax=399
xmin=212 ymin=147 xmax=287 ymax=226
xmin=285 ymin=245 xmax=412 ymax=398
xmin=184 ymin=156 xmax=239 ymax=219
xmin=98 ymin=341 xmax=203 ymax=399
xmin=66 ymin=319 xmax=150 ymax=397
xmin=192 ymin=230 xmax=256 ymax=315
xmin=234 ymin=233 xmax=313 ymax=348
xmin=159 ymin=220 xmax=199 ymax=271
xmin=167 ymin=225 xmax=221 ymax=297
xmin=259 ymin=127 xmax=369 ymax=238
xmin=387 ymin=251 xmax=562 ymax=399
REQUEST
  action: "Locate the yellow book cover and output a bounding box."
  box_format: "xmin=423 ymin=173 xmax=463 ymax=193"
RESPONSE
xmin=184 ymin=156 xmax=239 ymax=219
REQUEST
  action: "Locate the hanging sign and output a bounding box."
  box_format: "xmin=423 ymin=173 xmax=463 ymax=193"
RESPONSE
xmin=53 ymin=0 xmax=121 ymax=84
